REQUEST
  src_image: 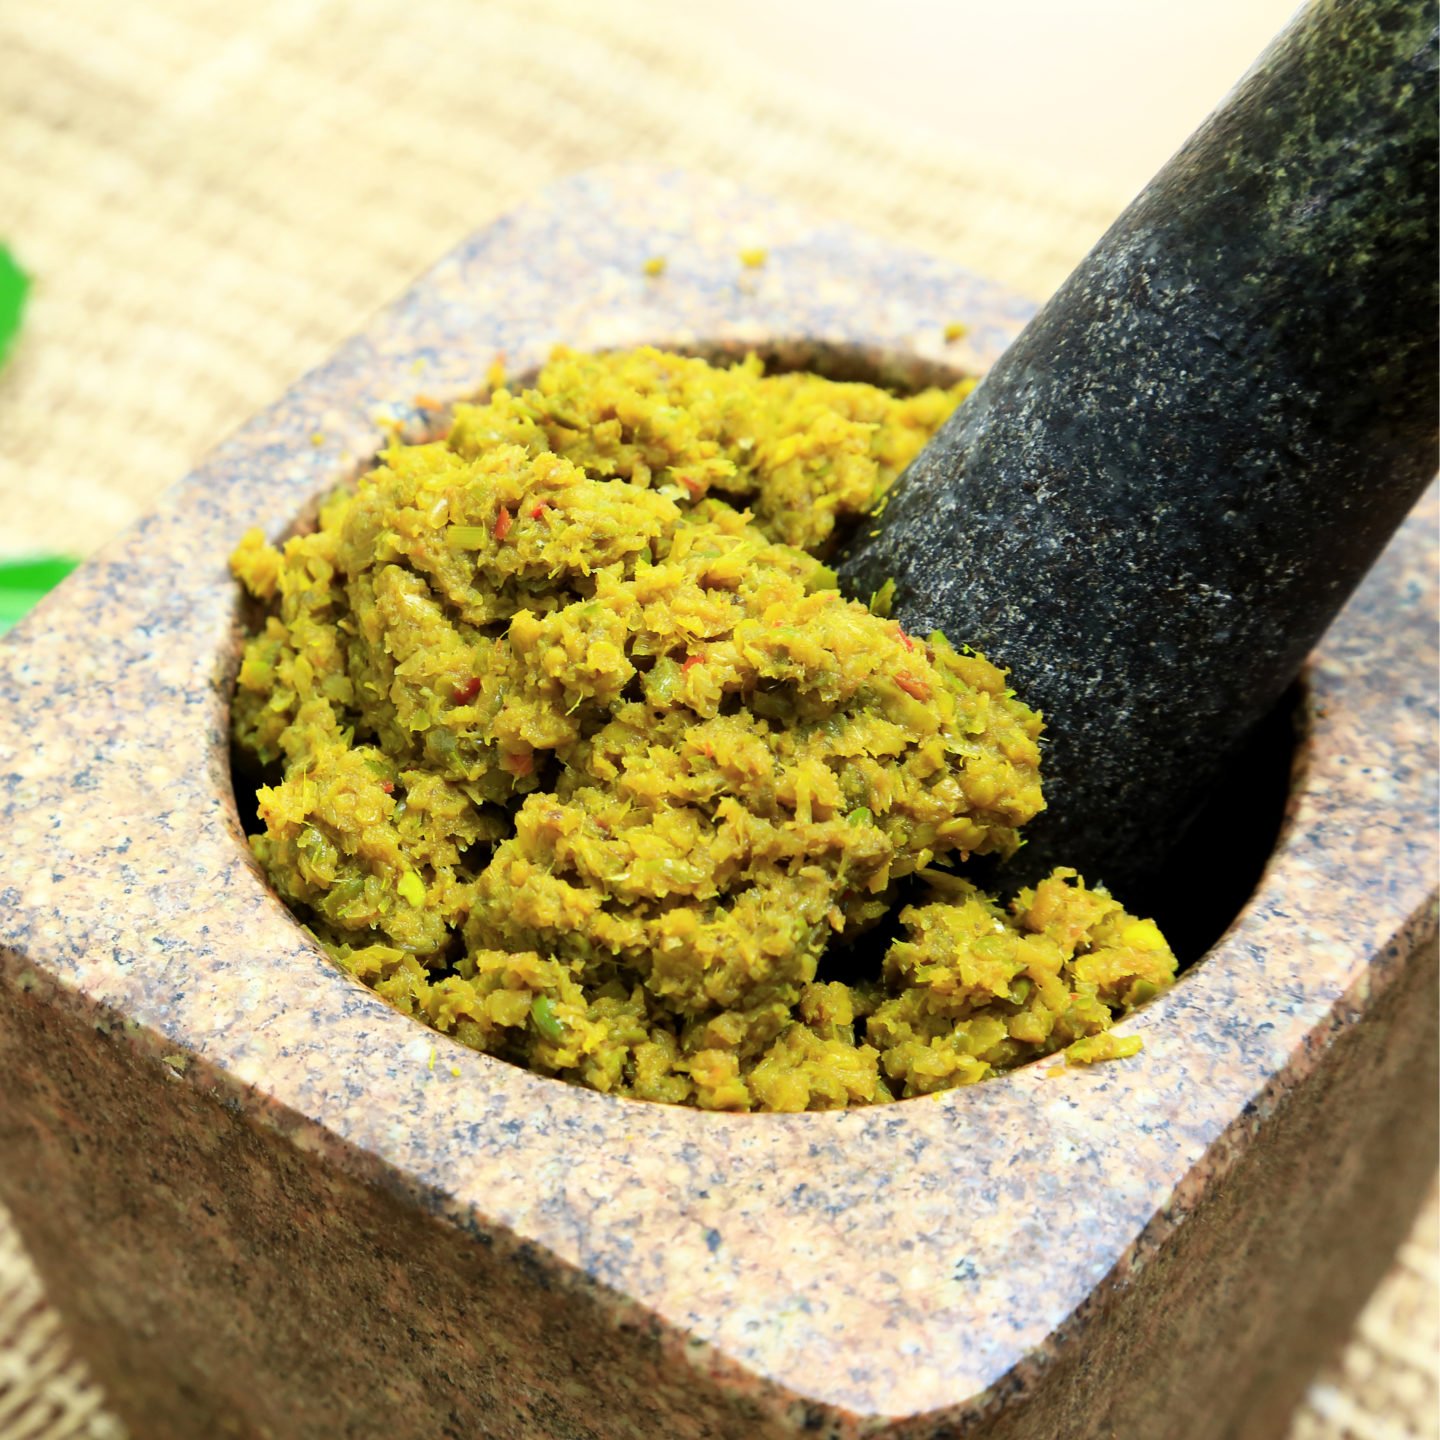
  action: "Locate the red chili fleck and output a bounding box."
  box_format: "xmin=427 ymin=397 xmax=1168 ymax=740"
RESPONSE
xmin=679 ymin=476 xmax=705 ymax=497
xmin=452 ymin=677 xmax=482 ymax=704
xmin=530 ymin=501 xmax=550 ymax=519
xmin=380 ymin=780 xmax=395 ymax=794
xmin=493 ymin=505 xmax=513 ymax=541
xmin=895 ymin=671 xmax=930 ymax=701
xmin=894 ymin=624 xmax=915 ymax=652
xmin=682 ymin=653 xmax=705 ymax=672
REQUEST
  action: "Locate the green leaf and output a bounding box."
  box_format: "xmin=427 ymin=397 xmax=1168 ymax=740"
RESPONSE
xmin=0 ymin=245 xmax=30 ymax=369
xmin=0 ymin=555 xmax=79 ymax=634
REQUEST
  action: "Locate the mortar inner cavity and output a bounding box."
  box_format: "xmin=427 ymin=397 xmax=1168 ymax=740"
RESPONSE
xmin=227 ymin=341 xmax=1292 ymax=1112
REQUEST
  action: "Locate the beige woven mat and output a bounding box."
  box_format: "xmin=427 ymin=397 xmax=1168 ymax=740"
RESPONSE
xmin=1 ymin=2 xmax=1435 ymax=1436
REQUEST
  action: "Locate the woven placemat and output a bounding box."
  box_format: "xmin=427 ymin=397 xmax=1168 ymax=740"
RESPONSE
xmin=1 ymin=2 xmax=1434 ymax=1436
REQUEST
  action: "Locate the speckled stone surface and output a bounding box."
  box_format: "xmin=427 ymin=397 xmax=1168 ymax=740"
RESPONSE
xmin=838 ymin=0 xmax=1440 ymax=896
xmin=0 ymin=168 xmax=1435 ymax=1440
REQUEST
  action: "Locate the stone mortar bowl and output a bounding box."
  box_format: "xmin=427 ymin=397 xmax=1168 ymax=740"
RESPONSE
xmin=0 ymin=168 xmax=1435 ymax=1440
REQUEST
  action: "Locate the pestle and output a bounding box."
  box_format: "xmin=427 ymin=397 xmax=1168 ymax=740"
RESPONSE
xmin=837 ymin=0 xmax=1438 ymax=901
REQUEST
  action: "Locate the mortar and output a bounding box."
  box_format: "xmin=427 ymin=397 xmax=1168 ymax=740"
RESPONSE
xmin=0 ymin=168 xmax=1434 ymax=1440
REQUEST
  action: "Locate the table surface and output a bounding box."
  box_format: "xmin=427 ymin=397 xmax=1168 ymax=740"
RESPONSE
xmin=0 ymin=2 xmax=1433 ymax=1437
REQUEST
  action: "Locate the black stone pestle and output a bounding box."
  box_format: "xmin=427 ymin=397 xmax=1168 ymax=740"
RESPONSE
xmin=837 ymin=0 xmax=1438 ymax=906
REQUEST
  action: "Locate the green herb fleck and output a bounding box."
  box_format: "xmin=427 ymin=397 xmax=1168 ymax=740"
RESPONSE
xmin=531 ymin=995 xmax=564 ymax=1042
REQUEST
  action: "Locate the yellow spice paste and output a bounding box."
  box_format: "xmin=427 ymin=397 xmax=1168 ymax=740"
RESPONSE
xmin=231 ymin=346 xmax=1176 ymax=1110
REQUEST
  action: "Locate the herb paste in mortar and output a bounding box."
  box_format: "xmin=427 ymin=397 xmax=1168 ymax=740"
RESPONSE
xmin=231 ymin=347 xmax=1176 ymax=1110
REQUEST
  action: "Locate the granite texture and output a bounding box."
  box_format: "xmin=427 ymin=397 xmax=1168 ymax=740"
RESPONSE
xmin=0 ymin=168 xmax=1435 ymax=1440
xmin=837 ymin=0 xmax=1440 ymax=896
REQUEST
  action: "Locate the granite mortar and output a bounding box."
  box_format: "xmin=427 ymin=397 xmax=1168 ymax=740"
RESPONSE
xmin=0 ymin=168 xmax=1435 ymax=1440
